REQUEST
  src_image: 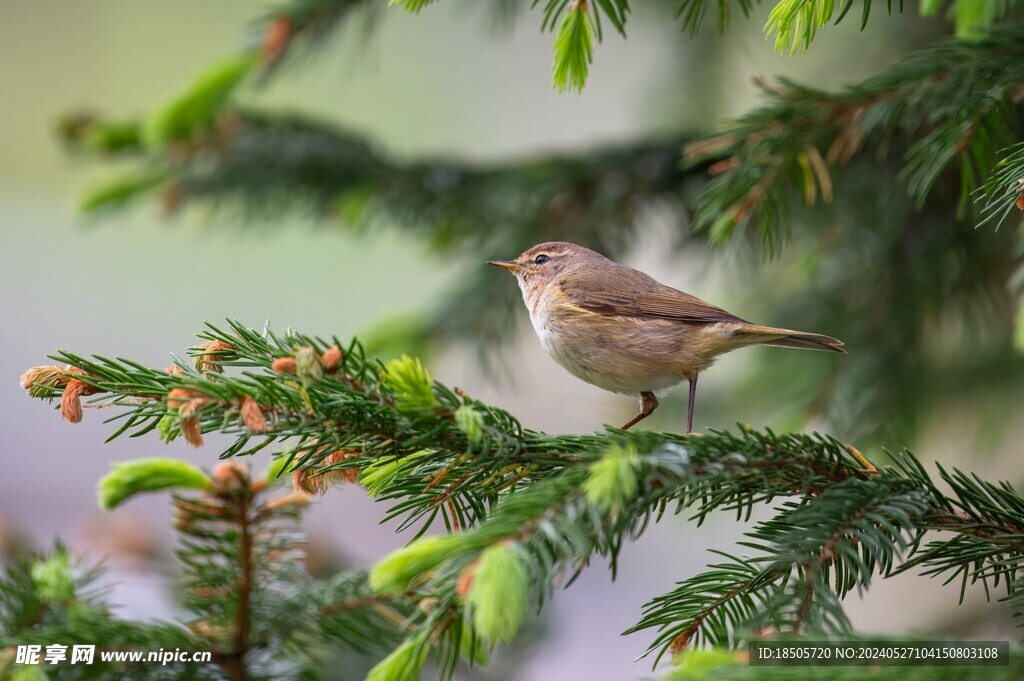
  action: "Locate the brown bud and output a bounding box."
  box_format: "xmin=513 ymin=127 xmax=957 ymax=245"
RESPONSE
xmin=669 ymin=630 xmax=694 ymax=656
xmin=195 ymin=339 xmax=234 ymax=374
xmin=323 ymin=449 xmax=360 ymax=484
xmin=271 ymin=357 xmax=297 ymax=375
xmin=708 ymin=156 xmax=741 ymax=176
xmin=190 ymin=620 xmax=220 ymax=639
xmin=292 ymin=467 xmax=327 ymax=497
xmin=320 ymin=345 xmax=342 ymax=372
xmin=166 ymin=388 xmax=209 ymax=447
xmin=19 ymin=365 xmax=66 ymax=391
xmin=165 ymin=364 xmax=185 ymax=376
xmin=211 ymin=460 xmax=247 ymax=490
xmin=240 ymin=396 xmax=267 ymax=432
xmin=60 ymin=385 xmax=85 ymax=423
xmin=180 ymin=417 xmax=203 ymax=447
xmin=167 ymin=387 xmax=197 ymax=411
xmin=262 ymin=16 xmax=293 ymax=67
xmin=167 ymin=388 xmax=212 ymax=418
xmin=59 ymin=366 xmax=101 ymax=424
xmin=456 ymin=559 xmax=478 ymax=599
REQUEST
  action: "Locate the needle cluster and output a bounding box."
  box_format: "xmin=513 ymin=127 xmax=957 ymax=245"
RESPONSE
xmin=14 ymin=321 xmax=1024 ymax=680
xmin=0 ymin=456 xmax=408 ymax=680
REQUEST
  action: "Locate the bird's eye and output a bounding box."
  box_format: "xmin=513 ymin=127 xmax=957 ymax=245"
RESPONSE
xmin=534 ymin=254 xmax=550 ymax=264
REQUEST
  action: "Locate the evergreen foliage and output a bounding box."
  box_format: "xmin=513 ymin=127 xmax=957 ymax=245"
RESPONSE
xmin=0 ymin=455 xmax=409 ymax=680
xmin=12 ymin=321 xmax=1024 ymax=679
xmin=13 ymin=0 xmax=1024 ymax=678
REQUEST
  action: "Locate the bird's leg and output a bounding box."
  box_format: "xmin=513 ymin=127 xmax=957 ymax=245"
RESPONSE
xmin=686 ymin=376 xmax=698 ymax=435
xmin=620 ymin=391 xmax=658 ymax=430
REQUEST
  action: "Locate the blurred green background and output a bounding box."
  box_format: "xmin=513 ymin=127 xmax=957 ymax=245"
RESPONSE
xmin=2 ymin=1 xmax=1021 ymax=678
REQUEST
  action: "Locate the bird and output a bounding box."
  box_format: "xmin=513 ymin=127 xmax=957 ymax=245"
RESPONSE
xmin=488 ymin=241 xmax=845 ymax=434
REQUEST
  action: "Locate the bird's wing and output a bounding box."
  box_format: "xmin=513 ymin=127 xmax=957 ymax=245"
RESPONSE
xmin=559 ymin=265 xmax=748 ymax=325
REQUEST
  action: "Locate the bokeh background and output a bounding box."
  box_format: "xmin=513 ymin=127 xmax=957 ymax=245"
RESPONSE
xmin=1 ymin=1 xmax=1022 ymax=678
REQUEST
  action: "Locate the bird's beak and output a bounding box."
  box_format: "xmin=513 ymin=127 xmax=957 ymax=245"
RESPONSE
xmin=487 ymin=260 xmax=522 ymax=272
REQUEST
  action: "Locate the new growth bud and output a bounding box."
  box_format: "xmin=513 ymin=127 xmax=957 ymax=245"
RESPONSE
xmin=383 ymin=355 xmax=436 ymax=412
xmin=358 ymin=450 xmax=432 ymax=498
xmin=97 ymin=458 xmax=212 ymax=510
xmin=583 ymin=443 xmax=640 ymax=516
xmin=455 ymin=405 xmax=485 ymax=443
xmin=294 ymin=346 xmax=323 ymax=387
xmin=365 ymin=635 xmax=429 ymax=681
xmin=464 ymin=542 xmax=529 ymax=643
xmin=30 ymin=553 xmax=76 ymax=603
xmin=369 ymin=535 xmax=465 ymax=595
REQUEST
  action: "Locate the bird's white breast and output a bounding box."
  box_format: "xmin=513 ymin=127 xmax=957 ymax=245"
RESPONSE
xmin=520 ymin=279 xmax=555 ymax=352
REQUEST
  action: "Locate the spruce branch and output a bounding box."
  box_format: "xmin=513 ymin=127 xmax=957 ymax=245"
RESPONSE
xmin=551 ymin=0 xmax=598 ymax=93
xmin=687 ymin=24 xmax=1024 ymax=244
xmin=978 ymin=141 xmax=1024 ymax=228
xmin=625 ymin=553 xmax=772 ymax=660
xmin=922 ymin=0 xmax=1024 ymax=38
xmin=58 ymin=110 xmax=697 ymax=360
xmin=72 ymin=0 xmax=915 ymax=99
xmin=59 ymin=110 xmax=694 ymax=239
xmin=20 ymin=321 xmax=1024 ymax=676
xmin=254 ymin=0 xmax=379 ymax=74
xmin=0 ymin=545 xmax=212 ymax=680
xmin=896 ymin=464 xmax=1024 ymax=610
xmin=259 ymin=0 xmax=928 ymax=91
xmin=1 ymin=456 xmax=413 ymax=680
xmin=765 ymin=1 xmax=904 ymax=55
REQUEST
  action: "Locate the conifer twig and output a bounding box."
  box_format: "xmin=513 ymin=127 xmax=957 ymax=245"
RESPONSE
xmin=18 ymin=320 xmax=1024 ymax=675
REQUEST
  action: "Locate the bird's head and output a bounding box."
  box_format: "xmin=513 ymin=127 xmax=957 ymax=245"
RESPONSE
xmin=487 ymin=242 xmax=605 ymax=291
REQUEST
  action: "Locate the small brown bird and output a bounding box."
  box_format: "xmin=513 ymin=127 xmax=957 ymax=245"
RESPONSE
xmin=488 ymin=242 xmax=845 ymax=434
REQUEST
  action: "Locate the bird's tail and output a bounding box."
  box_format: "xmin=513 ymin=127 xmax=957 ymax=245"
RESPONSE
xmin=733 ymin=324 xmax=846 ymax=354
